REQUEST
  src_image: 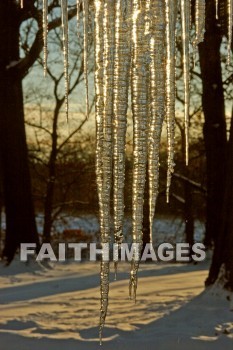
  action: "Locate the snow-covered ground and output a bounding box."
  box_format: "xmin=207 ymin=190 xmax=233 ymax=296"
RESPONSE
xmin=34 ymin=213 xmax=205 ymax=243
xmin=0 ymin=259 xmax=232 ymax=349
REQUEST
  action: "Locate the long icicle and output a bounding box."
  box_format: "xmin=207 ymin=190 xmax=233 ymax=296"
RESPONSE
xmin=216 ymin=0 xmax=219 ymax=19
xmin=129 ymin=0 xmax=149 ymax=302
xmin=43 ymin=0 xmax=48 ymax=76
xmin=94 ymin=0 xmax=105 ymax=340
xmin=76 ymin=0 xmax=81 ymax=37
xmin=227 ymin=0 xmax=233 ymax=64
xmin=113 ymin=0 xmax=131 ymax=278
xmin=181 ymin=0 xmax=190 ymax=166
xmin=99 ymin=0 xmax=115 ymax=344
xmin=165 ymin=0 xmax=177 ymax=203
xmin=94 ymin=0 xmax=104 ymax=205
xmin=148 ymin=0 xmax=166 ymax=244
xmin=193 ymin=0 xmax=206 ymax=53
xmin=61 ymin=0 xmax=69 ymax=122
xmin=82 ymin=0 xmax=89 ymax=118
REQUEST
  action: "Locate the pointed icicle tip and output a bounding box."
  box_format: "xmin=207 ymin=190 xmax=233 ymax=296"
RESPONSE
xmin=215 ymin=0 xmax=219 ymax=19
xmin=61 ymin=0 xmax=69 ymax=123
xmin=82 ymin=0 xmax=89 ymax=120
xmin=42 ymin=0 xmax=48 ymax=76
xmin=99 ymin=327 xmax=103 ymax=346
xmin=129 ymin=269 xmax=137 ymax=303
xmin=227 ymin=0 xmax=233 ymax=65
xmin=180 ymin=0 xmax=190 ymax=169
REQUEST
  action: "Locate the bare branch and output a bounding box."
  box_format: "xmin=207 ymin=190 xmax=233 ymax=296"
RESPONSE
xmin=170 ymin=192 xmax=185 ymax=204
xmin=58 ymin=99 xmax=94 ymax=151
xmin=173 ymin=172 xmax=207 ymax=193
xmin=10 ymin=7 xmax=77 ymax=78
xmin=25 ymin=120 xmax=52 ymax=136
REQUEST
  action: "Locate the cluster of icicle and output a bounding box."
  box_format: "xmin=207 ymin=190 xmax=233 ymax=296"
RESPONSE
xmin=20 ymin=0 xmax=233 ymax=344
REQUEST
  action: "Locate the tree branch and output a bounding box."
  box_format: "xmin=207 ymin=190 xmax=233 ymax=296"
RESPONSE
xmin=173 ymin=172 xmax=207 ymax=193
xmin=25 ymin=120 xmax=52 ymax=136
xmin=10 ymin=7 xmax=77 ymax=78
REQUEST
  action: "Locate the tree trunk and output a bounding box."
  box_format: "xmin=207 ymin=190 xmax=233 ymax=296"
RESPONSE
xmin=184 ymin=181 xmax=194 ymax=248
xmin=180 ymin=127 xmax=194 ymax=249
xmin=0 ymin=1 xmax=39 ymax=263
xmin=198 ymin=0 xmax=227 ymax=248
xmin=223 ymin=113 xmax=233 ymax=289
xmin=206 ymin=111 xmax=233 ymax=289
xmin=43 ymin=175 xmax=56 ymax=243
xmin=199 ymin=0 xmax=233 ymax=289
xmin=43 ymin=102 xmax=61 ymax=242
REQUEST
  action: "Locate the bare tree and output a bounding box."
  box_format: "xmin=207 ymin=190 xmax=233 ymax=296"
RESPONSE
xmin=0 ymin=1 xmax=87 ymax=262
xmin=198 ymin=0 xmax=233 ymax=289
xmin=24 ymin=21 xmax=94 ymax=242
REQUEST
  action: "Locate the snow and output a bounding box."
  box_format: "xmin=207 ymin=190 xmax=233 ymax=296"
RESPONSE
xmin=34 ymin=213 xmax=205 ymax=243
xmin=0 ymin=259 xmax=232 ymax=349
xmin=1 ymin=213 xmax=205 ymax=253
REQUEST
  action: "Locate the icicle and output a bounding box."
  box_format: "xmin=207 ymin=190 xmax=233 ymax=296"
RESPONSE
xmin=165 ymin=0 xmax=177 ymax=203
xmin=94 ymin=0 xmax=104 ymax=207
xmin=181 ymin=0 xmax=190 ymax=166
xmin=216 ymin=0 xmax=219 ymax=19
xmin=99 ymin=259 xmax=110 ymax=346
xmin=76 ymin=0 xmax=81 ymax=37
xmin=98 ymin=0 xmax=115 ymax=344
xmin=148 ymin=0 xmax=166 ymax=244
xmin=94 ymin=0 xmax=105 ymax=342
xmin=193 ymin=0 xmax=205 ymax=54
xmin=61 ymin=0 xmax=69 ymax=122
xmin=129 ymin=0 xmax=150 ymax=301
xmin=94 ymin=0 xmax=105 ymax=340
xmin=227 ymin=0 xmax=233 ymax=65
xmin=43 ymin=0 xmax=48 ymax=76
xmin=82 ymin=0 xmax=90 ymax=118
xmin=113 ymin=0 xmax=131 ymax=278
